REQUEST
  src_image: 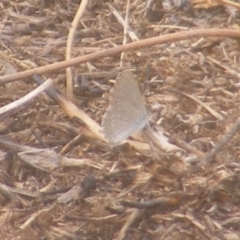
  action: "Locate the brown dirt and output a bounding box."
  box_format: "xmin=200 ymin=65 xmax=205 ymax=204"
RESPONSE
xmin=0 ymin=0 xmax=240 ymax=239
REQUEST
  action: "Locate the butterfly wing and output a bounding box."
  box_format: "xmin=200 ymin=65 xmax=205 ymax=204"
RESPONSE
xmin=102 ymin=70 xmax=148 ymax=146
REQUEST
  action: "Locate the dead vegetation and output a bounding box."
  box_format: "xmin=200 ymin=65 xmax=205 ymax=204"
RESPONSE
xmin=1 ymin=0 xmax=240 ymax=239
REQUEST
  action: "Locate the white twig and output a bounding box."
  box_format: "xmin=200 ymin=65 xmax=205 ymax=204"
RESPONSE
xmin=120 ymin=0 xmax=131 ymax=66
xmin=0 ymin=78 xmax=53 ymax=117
xmin=65 ymin=0 xmax=88 ymax=97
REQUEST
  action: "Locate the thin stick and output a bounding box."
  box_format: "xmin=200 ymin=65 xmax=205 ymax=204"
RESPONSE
xmin=0 ymin=78 xmax=53 ymax=117
xmin=202 ymin=118 xmax=240 ymax=164
xmin=65 ymin=0 xmax=88 ymax=98
xmin=117 ymin=209 xmax=144 ymax=240
xmin=166 ymin=88 xmax=224 ymax=121
xmin=120 ymin=0 xmax=130 ymax=67
xmin=108 ymin=3 xmax=139 ymax=42
xmin=0 ymin=29 xmax=240 ymax=84
xmin=207 ymin=56 xmax=240 ymax=78
xmin=222 ymin=0 xmax=240 ymax=9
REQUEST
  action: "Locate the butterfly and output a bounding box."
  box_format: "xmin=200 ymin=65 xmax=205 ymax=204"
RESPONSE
xmin=102 ymin=70 xmax=148 ymax=146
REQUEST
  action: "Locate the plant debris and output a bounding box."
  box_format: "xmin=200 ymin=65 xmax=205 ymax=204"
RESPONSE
xmin=0 ymin=0 xmax=240 ymax=239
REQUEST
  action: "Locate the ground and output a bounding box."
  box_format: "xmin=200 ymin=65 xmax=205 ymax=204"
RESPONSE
xmin=0 ymin=0 xmax=240 ymax=239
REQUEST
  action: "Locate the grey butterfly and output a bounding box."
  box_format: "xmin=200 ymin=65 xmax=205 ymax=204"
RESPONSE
xmin=102 ymin=70 xmax=148 ymax=146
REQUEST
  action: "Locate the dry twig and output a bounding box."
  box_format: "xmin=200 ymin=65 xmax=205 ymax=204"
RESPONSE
xmin=1 ymin=29 xmax=240 ymax=84
xmin=65 ymin=0 xmax=89 ymax=97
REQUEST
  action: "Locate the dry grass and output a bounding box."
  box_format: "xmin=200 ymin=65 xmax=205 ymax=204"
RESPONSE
xmin=0 ymin=0 xmax=240 ymax=239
